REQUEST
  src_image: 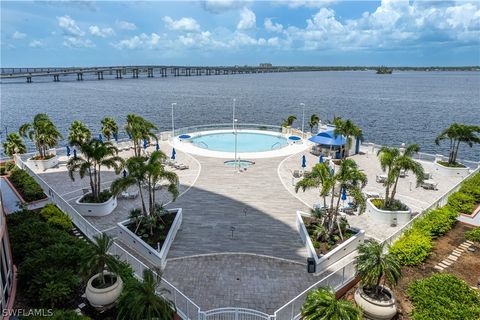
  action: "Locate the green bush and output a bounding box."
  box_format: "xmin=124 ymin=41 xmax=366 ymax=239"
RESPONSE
xmin=413 ymin=207 xmax=458 ymax=238
xmin=407 ymin=273 xmax=480 ymax=320
xmin=389 ymin=229 xmax=432 ymax=266
xmin=459 ymin=174 xmax=480 ymax=202
xmin=465 ymin=227 xmax=480 ymax=243
xmin=40 ymin=204 xmax=73 ymax=230
xmin=447 ymin=191 xmax=477 ymax=214
xmin=8 ymin=168 xmax=45 ymax=202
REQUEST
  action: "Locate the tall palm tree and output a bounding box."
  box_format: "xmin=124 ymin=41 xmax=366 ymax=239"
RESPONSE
xmin=355 ymin=239 xmax=401 ymax=296
xmin=125 ymin=114 xmax=158 ymax=157
xmin=333 ymin=117 xmax=363 ymax=158
xmin=301 ymin=287 xmax=362 ymax=320
xmin=377 ymin=144 xmax=424 ymax=208
xmin=101 ymin=117 xmax=119 ymax=141
xmin=19 ymin=113 xmax=62 ymax=159
xmin=117 ymin=268 xmax=175 ymax=320
xmin=308 ymin=114 xmax=320 ymax=133
xmin=296 ymin=163 xmax=335 ymax=210
xmin=3 ymin=132 xmax=27 ymax=157
xmin=68 ymin=120 xmax=91 ymax=147
xmin=67 ymin=139 xmax=124 ymax=202
xmin=435 ymin=123 xmax=480 ymax=165
xmin=282 ymin=115 xmax=297 ymax=127
xmin=83 ymin=233 xmax=121 ymax=286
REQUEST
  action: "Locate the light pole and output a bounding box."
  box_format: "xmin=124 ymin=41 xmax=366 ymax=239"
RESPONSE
xmin=300 ymin=102 xmax=305 ymax=138
xmin=234 ymin=118 xmax=238 ymax=172
xmin=171 ymin=102 xmax=176 ymax=138
xmin=232 ymin=98 xmax=236 ymax=132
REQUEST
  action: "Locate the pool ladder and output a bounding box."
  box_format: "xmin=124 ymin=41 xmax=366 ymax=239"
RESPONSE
xmin=271 ymin=142 xmax=281 ymax=150
xmin=198 ymin=141 xmax=209 ymax=149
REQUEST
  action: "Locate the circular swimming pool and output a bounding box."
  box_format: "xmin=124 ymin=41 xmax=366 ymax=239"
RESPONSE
xmin=191 ymin=131 xmax=288 ymax=153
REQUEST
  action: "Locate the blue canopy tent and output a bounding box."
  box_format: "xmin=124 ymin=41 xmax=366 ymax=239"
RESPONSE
xmin=308 ymin=130 xmax=346 ymax=159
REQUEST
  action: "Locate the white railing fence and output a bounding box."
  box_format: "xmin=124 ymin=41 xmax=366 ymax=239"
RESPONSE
xmin=203 ymin=308 xmax=273 ymax=320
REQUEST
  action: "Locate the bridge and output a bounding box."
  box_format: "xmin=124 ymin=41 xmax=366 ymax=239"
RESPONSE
xmin=0 ymin=65 xmax=305 ymax=83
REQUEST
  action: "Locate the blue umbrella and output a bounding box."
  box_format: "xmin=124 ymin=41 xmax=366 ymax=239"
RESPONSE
xmin=330 ymin=167 xmax=335 ymax=175
xmin=98 ymin=134 xmax=103 ymax=142
xmin=73 ymin=149 xmax=77 ymax=159
xmin=66 ymin=145 xmax=71 ymax=157
xmin=113 ymin=132 xmax=118 ymax=142
xmin=143 ymin=139 xmax=148 ymax=149
xmin=171 ymin=148 xmax=176 ymax=160
xmin=301 ymin=155 xmax=306 ymax=168
xmin=127 ymin=132 xmax=132 ymax=139
xmin=341 ymin=188 xmax=347 ymax=201
xmin=122 ymin=169 xmax=127 ymax=178
xmin=308 ymin=130 xmax=346 ymax=146
xmin=319 ymin=155 xmax=324 ymax=163
xmin=156 ymin=143 xmax=160 ymax=151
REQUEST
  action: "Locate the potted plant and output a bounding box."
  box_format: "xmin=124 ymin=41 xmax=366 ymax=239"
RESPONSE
xmin=368 ymin=144 xmax=424 ymax=224
xmin=308 ymin=114 xmax=320 ymax=133
xmin=117 ymin=268 xmax=175 ymax=320
xmin=19 ymin=113 xmax=62 ymax=170
xmin=434 ymin=123 xmax=479 ymax=177
xmin=301 ymin=287 xmax=362 ymax=320
xmin=281 ymin=115 xmax=296 ymax=134
xmin=354 ymin=239 xmax=401 ymax=320
xmin=3 ymin=132 xmax=27 ymax=160
xmin=67 ymin=139 xmax=124 ymax=216
xmin=84 ymin=233 xmax=123 ymax=308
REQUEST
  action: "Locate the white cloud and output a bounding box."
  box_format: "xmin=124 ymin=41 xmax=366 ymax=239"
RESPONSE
xmin=264 ymin=18 xmax=283 ymax=33
xmin=113 ymin=33 xmax=162 ymax=49
xmin=237 ymin=7 xmax=256 ymax=30
xmin=116 ymin=20 xmax=137 ymax=30
xmin=286 ymin=0 xmax=338 ymax=8
xmin=28 ymin=40 xmax=43 ymax=48
xmin=57 ymin=15 xmax=84 ymax=36
xmin=89 ymin=25 xmax=115 ymax=37
xmin=202 ymin=0 xmax=247 ymax=13
xmin=63 ymin=36 xmax=95 ymax=48
xmin=12 ymin=31 xmax=26 ymax=39
xmin=163 ymin=16 xmax=200 ymax=32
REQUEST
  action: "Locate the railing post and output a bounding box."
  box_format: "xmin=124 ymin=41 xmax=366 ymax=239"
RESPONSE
xmin=235 ymin=308 xmax=239 ymax=320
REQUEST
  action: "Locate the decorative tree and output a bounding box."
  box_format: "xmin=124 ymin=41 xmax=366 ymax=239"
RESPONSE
xmin=3 ymin=132 xmax=27 ymax=157
xmin=125 ymin=114 xmax=158 ymax=157
xmin=101 ymin=117 xmax=119 ymax=141
xmin=301 ymin=287 xmax=362 ymax=320
xmin=333 ymin=117 xmax=363 ymax=158
xmin=19 ymin=113 xmax=62 ymax=159
xmin=309 ymin=114 xmax=320 ymax=133
xmin=68 ymin=120 xmax=91 ymax=147
xmin=435 ymin=123 xmax=480 ymax=166
xmin=281 ymin=115 xmax=297 ymax=127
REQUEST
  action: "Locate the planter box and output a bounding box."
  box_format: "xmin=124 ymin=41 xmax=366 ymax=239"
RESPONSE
xmin=296 ymin=211 xmax=365 ymax=272
xmin=26 ymin=155 xmax=58 ymax=171
xmin=366 ymin=198 xmax=411 ymax=226
xmin=434 ymin=161 xmax=471 ymax=179
xmin=75 ymin=195 xmax=117 ymax=217
xmin=117 ymin=208 xmax=182 ymax=269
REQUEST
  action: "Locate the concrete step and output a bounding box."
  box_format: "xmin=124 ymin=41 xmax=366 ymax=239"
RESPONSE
xmin=438 ymin=262 xmax=449 ymax=268
xmin=452 ymin=251 xmax=462 ymax=257
xmin=453 ymin=248 xmax=464 ymax=253
xmin=465 ymin=240 xmax=474 ymax=245
xmin=434 ymin=265 xmax=444 ymax=271
xmin=447 ymin=255 xmax=458 ymax=261
xmin=442 ymin=260 xmax=453 ymax=266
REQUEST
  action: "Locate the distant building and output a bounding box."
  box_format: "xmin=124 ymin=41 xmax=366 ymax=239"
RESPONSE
xmin=259 ymin=63 xmax=272 ymax=69
xmin=0 ymin=203 xmax=16 ymax=316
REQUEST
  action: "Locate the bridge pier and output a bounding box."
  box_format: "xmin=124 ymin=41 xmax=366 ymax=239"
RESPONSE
xmin=116 ymin=69 xmax=123 ymax=79
xmin=186 ymin=68 xmax=191 ymax=76
xmin=132 ymin=69 xmax=139 ymax=78
xmin=147 ymin=68 xmax=154 ymax=77
xmin=77 ymin=72 xmax=83 ymax=81
xmin=53 ymin=74 xmax=60 ymax=82
xmin=196 ymin=68 xmax=200 ymax=76
xmin=26 ymin=76 xmax=32 ymax=83
xmin=97 ymin=71 xmax=104 ymax=80
xmin=174 ymin=68 xmax=180 ymax=77
xmin=160 ymin=67 xmax=167 ymax=77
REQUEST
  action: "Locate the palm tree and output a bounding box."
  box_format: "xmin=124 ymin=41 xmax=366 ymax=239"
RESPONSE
xmin=281 ymin=115 xmax=297 ymax=128
xmin=67 ymin=139 xmax=124 ymax=203
xmin=435 ymin=123 xmax=480 ymax=165
xmin=377 ymin=144 xmax=424 ymax=208
xmin=296 ymin=163 xmax=335 ymax=210
xmin=3 ymin=133 xmax=27 ymax=157
xmin=333 ymin=117 xmax=362 ymax=158
xmin=117 ymin=268 xmax=175 ymax=320
xmin=101 ymin=117 xmax=119 ymax=141
xmin=83 ymin=233 xmax=121 ymax=286
xmin=19 ymin=113 xmax=62 ymax=159
xmin=301 ymin=287 xmax=362 ymax=320
xmin=68 ymin=120 xmax=91 ymax=147
xmin=308 ymin=114 xmax=320 ymax=133
xmin=125 ymin=114 xmax=158 ymax=157
xmin=355 ymin=239 xmax=401 ymax=297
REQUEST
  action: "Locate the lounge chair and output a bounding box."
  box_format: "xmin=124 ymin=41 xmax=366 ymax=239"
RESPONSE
xmin=421 ymin=180 xmax=438 ymax=190
xmin=174 ymin=163 xmax=189 ymax=170
xmin=292 ymin=170 xmax=302 ymax=178
xmin=399 ymin=169 xmax=406 ymax=178
xmin=120 ymin=190 xmax=139 ymax=199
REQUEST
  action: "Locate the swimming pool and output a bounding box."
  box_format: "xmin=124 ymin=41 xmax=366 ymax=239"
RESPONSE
xmin=191 ymin=131 xmax=288 ymax=153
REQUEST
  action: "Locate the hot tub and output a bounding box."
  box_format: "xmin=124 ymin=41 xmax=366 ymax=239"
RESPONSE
xmin=288 ymin=135 xmax=302 ymax=144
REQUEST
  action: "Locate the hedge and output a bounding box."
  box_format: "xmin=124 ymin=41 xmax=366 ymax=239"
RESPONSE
xmin=389 ymin=229 xmax=432 ymax=266
xmin=40 ymin=204 xmax=73 ymax=231
xmin=407 ymin=273 xmax=480 ymax=320
xmin=412 ymin=207 xmax=458 ymax=238
xmin=447 ymin=192 xmax=477 ymax=214
xmin=8 ymin=167 xmax=45 ymax=202
xmin=465 ymin=227 xmax=480 ymax=243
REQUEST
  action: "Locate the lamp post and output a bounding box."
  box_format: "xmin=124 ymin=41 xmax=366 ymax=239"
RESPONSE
xmin=300 ymin=102 xmax=305 ymax=138
xmin=234 ymin=118 xmax=238 ymax=172
xmin=232 ymin=98 xmax=236 ymax=132
xmin=171 ymin=102 xmax=176 ymax=138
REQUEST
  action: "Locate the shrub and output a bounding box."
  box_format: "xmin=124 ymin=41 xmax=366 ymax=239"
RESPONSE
xmin=8 ymin=168 xmax=45 ymax=202
xmin=40 ymin=204 xmax=73 ymax=230
xmin=459 ymin=174 xmax=480 ymax=202
xmin=413 ymin=207 xmax=457 ymax=238
xmin=465 ymin=227 xmax=480 ymax=243
xmin=447 ymin=191 xmax=477 ymax=214
xmin=407 ymin=273 xmax=480 ymax=320
xmin=389 ymin=229 xmax=432 ymax=266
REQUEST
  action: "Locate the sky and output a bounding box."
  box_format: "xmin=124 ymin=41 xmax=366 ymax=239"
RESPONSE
xmin=1 ymin=0 xmax=480 ymax=67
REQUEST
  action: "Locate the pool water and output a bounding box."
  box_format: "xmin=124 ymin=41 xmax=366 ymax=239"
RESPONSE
xmin=224 ymin=160 xmax=255 ymax=168
xmin=191 ymin=132 xmax=288 ymax=153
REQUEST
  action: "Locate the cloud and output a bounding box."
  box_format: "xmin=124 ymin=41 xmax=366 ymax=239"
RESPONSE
xmin=285 ymin=0 xmax=338 ymax=8
xmin=177 ymin=31 xmax=226 ymax=48
xmin=202 ymin=0 xmax=247 ymax=13
xmin=112 ymin=33 xmax=162 ymax=49
xmin=163 ymin=16 xmax=200 ymax=32
xmin=89 ymin=25 xmax=115 ymax=37
xmin=57 ymin=15 xmax=84 ymax=36
xmin=237 ymin=7 xmax=256 ymax=30
xmin=28 ymin=40 xmax=44 ymax=48
xmin=63 ymin=36 xmax=95 ymax=48
xmin=116 ymin=20 xmax=137 ymax=30
xmin=12 ymin=31 xmax=27 ymax=39
xmin=40 ymin=1 xmax=97 ymax=12
xmin=264 ymin=18 xmax=283 ymax=33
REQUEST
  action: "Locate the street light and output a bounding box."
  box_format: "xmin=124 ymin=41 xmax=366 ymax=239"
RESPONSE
xmin=234 ymin=118 xmax=238 ymax=172
xmin=171 ymin=102 xmax=177 ymax=138
xmin=232 ymin=98 xmax=236 ymax=132
xmin=300 ymin=103 xmax=305 ymax=138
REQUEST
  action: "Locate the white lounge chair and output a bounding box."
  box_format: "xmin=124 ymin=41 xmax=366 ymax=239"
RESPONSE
xmin=174 ymin=163 xmax=189 ymax=170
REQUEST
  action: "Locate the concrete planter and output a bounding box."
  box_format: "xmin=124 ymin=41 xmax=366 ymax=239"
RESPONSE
xmin=434 ymin=161 xmax=470 ymax=179
xmin=366 ymin=198 xmax=411 ymax=226
xmin=75 ymin=194 xmax=117 ymax=217
xmin=86 ymin=272 xmax=123 ymax=308
xmin=27 ymin=155 xmax=58 ymax=171
xmin=354 ymin=286 xmax=397 ymax=320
